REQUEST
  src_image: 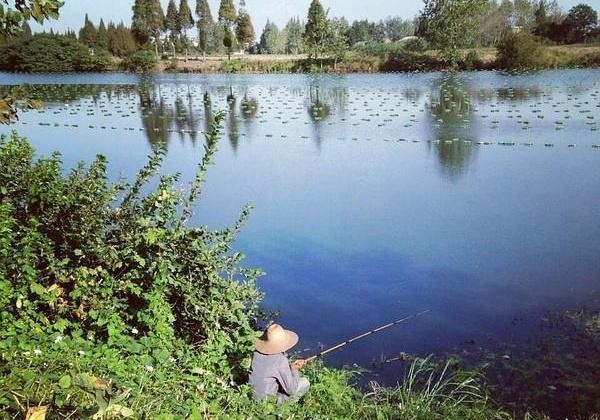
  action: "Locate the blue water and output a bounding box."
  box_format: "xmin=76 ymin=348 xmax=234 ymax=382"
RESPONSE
xmin=2 ymin=70 xmax=599 ymax=383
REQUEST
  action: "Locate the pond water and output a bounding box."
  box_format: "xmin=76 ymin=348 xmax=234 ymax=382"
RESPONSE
xmin=1 ymin=70 xmax=599 ymax=385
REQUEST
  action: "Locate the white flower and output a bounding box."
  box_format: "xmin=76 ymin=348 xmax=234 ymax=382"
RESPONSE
xmin=54 ymin=335 xmax=63 ymax=344
xmin=33 ymin=349 xmax=42 ymax=356
xmin=169 ymin=357 xmax=177 ymax=363
xmin=78 ymin=350 xmax=85 ymax=356
xmin=131 ymin=327 xmax=139 ymax=335
xmin=22 ymin=351 xmax=31 ymax=356
xmin=145 ymin=365 xmax=154 ymax=372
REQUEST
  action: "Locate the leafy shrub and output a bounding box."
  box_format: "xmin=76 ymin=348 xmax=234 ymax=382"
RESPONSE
xmin=403 ymin=37 xmax=429 ymax=52
xmin=121 ymin=49 xmax=157 ymax=72
xmin=460 ymin=50 xmax=484 ymax=71
xmin=0 ymin=34 xmax=113 ymax=72
xmin=382 ymin=50 xmax=443 ymax=72
xmin=496 ymin=32 xmax=547 ymax=71
xmin=0 ymin=114 xmax=264 ymax=417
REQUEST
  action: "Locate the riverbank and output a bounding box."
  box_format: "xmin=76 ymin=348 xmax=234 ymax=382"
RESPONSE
xmin=163 ymin=44 xmax=600 ymax=73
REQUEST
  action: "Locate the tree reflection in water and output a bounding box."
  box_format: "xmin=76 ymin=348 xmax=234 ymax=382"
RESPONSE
xmin=426 ymin=74 xmax=478 ymax=180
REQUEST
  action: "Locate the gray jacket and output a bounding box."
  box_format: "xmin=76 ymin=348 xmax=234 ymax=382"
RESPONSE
xmin=248 ymin=351 xmax=300 ymax=402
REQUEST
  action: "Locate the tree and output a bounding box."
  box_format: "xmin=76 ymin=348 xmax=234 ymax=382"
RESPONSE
xmin=166 ymin=0 xmax=180 ymax=42
xmin=178 ymin=0 xmax=194 ymax=40
xmin=235 ymin=11 xmax=255 ymax=49
xmin=109 ymin=22 xmax=137 ymax=57
xmin=218 ymin=0 xmax=237 ymax=26
xmin=284 ymin=17 xmax=304 ymax=54
xmin=304 ymin=0 xmax=329 ymax=60
xmin=21 ymin=22 xmax=33 ymax=40
xmin=79 ymin=13 xmax=98 ymax=48
xmin=348 ymin=19 xmax=374 ymax=45
xmin=223 ymin=25 xmax=235 ymax=59
xmin=0 ymin=0 xmax=62 ymax=38
xmin=418 ymin=0 xmax=487 ymax=66
xmin=497 ymin=30 xmax=546 ymax=69
xmin=97 ymin=19 xmax=109 ymax=50
xmin=327 ymin=17 xmax=349 ymax=70
xmin=564 ymin=3 xmax=598 ymax=42
xmin=259 ymin=20 xmax=284 ymax=54
xmin=132 ymin=0 xmax=165 ymax=56
xmin=218 ymin=0 xmax=237 ymax=58
xmin=0 ymin=0 xmax=63 ymax=124
xmin=196 ymin=0 xmax=214 ymax=56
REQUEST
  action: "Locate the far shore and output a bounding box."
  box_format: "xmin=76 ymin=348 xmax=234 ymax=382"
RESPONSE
xmin=158 ymin=44 xmax=600 ymax=74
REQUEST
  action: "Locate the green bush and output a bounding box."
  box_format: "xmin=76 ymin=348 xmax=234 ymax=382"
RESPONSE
xmin=382 ymin=50 xmax=443 ymax=72
xmin=121 ymin=50 xmax=157 ymax=72
xmin=460 ymin=50 xmax=484 ymax=71
xmin=496 ymin=32 xmax=547 ymax=71
xmin=403 ymin=38 xmax=429 ymax=52
xmin=0 ymin=34 xmax=113 ymax=73
xmin=0 ymin=114 xmax=263 ymax=417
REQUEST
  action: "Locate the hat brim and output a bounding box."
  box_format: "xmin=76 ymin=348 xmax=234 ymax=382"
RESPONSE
xmin=255 ymin=329 xmax=299 ymax=355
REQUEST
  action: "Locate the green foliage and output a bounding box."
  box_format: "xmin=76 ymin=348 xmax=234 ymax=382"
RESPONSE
xmin=178 ymin=0 xmax=194 ymax=34
xmin=79 ymin=13 xmax=98 ymax=48
xmin=108 ymin=23 xmax=137 ymax=58
xmin=284 ymin=17 xmax=305 ymax=54
xmin=563 ymin=3 xmax=598 ymax=42
xmin=196 ymin=0 xmax=214 ymax=54
xmin=222 ymin=25 xmax=235 ymax=58
xmin=259 ymin=20 xmax=284 ymax=54
xmin=328 ymin=18 xmax=349 ymax=69
xmin=0 ymin=115 xmax=263 ymax=417
xmin=497 ymin=31 xmax=547 ymax=70
xmin=304 ymin=0 xmax=329 ymax=60
xmin=418 ymin=0 xmax=488 ymax=65
xmin=0 ymin=0 xmax=62 ymax=37
xmin=235 ymin=10 xmax=255 ymax=48
xmin=165 ymin=0 xmax=180 ymax=39
xmin=218 ymin=0 xmax=237 ymax=26
xmin=132 ymin=0 xmax=165 ymax=46
xmin=0 ymin=33 xmax=113 ymax=73
xmin=121 ymin=49 xmax=157 ymax=72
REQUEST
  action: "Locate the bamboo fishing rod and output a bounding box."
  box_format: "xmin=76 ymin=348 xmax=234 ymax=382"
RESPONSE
xmin=305 ymin=309 xmax=431 ymax=363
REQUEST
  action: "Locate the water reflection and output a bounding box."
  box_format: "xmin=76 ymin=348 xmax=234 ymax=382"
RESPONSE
xmin=426 ymin=75 xmax=478 ymax=179
xmin=227 ymin=88 xmax=240 ymax=153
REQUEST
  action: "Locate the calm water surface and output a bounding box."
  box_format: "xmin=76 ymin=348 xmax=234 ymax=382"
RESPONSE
xmin=1 ymin=70 xmax=599 ymax=384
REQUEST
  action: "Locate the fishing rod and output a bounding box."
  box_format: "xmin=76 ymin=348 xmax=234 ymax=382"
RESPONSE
xmin=305 ymin=309 xmax=430 ymax=363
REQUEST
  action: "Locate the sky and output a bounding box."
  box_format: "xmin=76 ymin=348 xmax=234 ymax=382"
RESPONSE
xmin=30 ymin=0 xmax=600 ymax=37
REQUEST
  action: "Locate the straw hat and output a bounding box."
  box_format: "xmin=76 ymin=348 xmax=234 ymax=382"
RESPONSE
xmin=255 ymin=324 xmax=299 ymax=355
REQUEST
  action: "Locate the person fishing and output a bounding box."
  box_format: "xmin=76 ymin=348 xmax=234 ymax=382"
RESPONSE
xmin=249 ymin=311 xmax=429 ymax=403
xmin=249 ymin=324 xmax=310 ymax=404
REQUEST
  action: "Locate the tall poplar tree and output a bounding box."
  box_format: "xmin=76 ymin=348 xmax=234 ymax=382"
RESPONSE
xmin=79 ymin=13 xmax=98 ymax=48
xmin=178 ymin=0 xmax=194 ymax=36
xmin=178 ymin=0 xmax=194 ymax=57
xmin=132 ymin=0 xmax=165 ymax=56
xmin=166 ymin=0 xmax=180 ymax=40
xmin=97 ymin=18 xmax=109 ymax=50
xmin=236 ymin=11 xmax=255 ymax=49
xmin=304 ymin=0 xmax=329 ymax=60
xmin=196 ymin=0 xmax=215 ymax=57
xmin=218 ymin=0 xmax=237 ymax=26
xmin=218 ymin=0 xmax=237 ymax=58
xmin=417 ymin=0 xmax=487 ymax=65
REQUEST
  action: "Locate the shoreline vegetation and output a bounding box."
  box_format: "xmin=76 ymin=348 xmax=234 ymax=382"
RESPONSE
xmin=1 ymin=36 xmax=600 ymax=74
xmin=158 ymin=43 xmax=600 ymax=73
